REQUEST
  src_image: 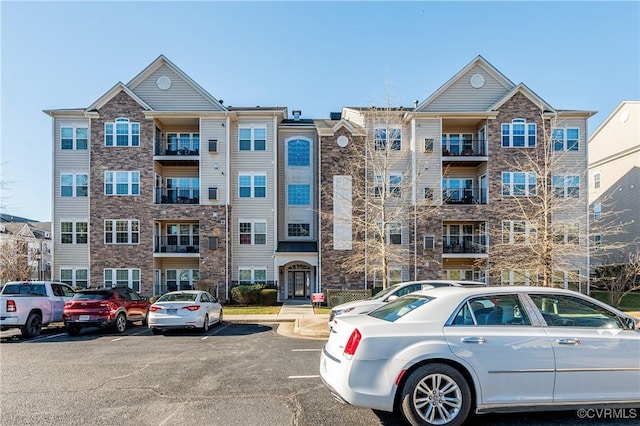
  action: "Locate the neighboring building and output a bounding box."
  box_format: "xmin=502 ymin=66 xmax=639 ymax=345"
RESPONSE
xmin=0 ymin=217 xmax=52 ymax=282
xmin=588 ymin=101 xmax=640 ymax=268
xmin=46 ymin=55 xmax=594 ymax=300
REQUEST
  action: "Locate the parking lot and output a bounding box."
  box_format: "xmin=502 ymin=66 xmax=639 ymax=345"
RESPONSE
xmin=1 ymin=322 xmax=637 ymax=426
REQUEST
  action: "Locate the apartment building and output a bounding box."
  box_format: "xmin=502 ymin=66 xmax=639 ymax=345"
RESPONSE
xmin=0 ymin=216 xmax=52 ymax=282
xmin=46 ymin=55 xmax=594 ymax=300
xmin=588 ymin=101 xmax=640 ymax=267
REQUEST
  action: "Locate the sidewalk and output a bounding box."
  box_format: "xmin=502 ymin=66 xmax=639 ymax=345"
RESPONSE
xmin=224 ymin=299 xmax=330 ymax=339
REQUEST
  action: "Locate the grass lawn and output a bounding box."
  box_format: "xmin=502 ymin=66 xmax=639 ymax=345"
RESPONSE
xmin=223 ymin=306 xmax=281 ymax=315
xmin=313 ymin=306 xmax=332 ymax=314
xmin=592 ymin=291 xmax=640 ymax=311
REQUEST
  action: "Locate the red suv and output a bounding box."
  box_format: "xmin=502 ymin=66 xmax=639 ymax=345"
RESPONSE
xmin=63 ymin=287 xmax=149 ymax=335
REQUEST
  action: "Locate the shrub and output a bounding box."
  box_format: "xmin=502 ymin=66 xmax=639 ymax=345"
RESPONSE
xmin=149 ymin=295 xmax=160 ymax=304
xmin=231 ymin=284 xmax=261 ymax=305
xmin=260 ymin=288 xmax=277 ymax=305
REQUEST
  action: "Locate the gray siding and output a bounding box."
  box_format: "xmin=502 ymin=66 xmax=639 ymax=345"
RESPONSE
xmin=415 ymin=118 xmax=443 ymax=204
xmin=130 ymin=64 xmax=222 ymax=112
xmin=421 ymin=65 xmax=512 ymax=112
xmin=200 ymin=118 xmax=228 ymax=205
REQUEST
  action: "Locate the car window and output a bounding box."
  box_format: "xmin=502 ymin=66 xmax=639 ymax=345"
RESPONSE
xmin=451 ymin=294 xmax=531 ymax=326
xmin=129 ymin=291 xmax=141 ymax=301
xmin=60 ymin=285 xmax=75 ymax=297
xmin=200 ymin=293 xmax=210 ymax=303
xmin=158 ymin=293 xmax=197 ymax=302
xmin=51 ymin=284 xmax=63 ymax=297
xmin=118 ymin=289 xmax=131 ymax=300
xmin=73 ymin=291 xmax=112 ymax=301
xmin=395 ymin=284 xmax=421 ymax=297
xmin=530 ymin=294 xmax=623 ymax=328
xmin=371 ymin=284 xmax=400 ymax=300
xmin=368 ymin=295 xmax=434 ymax=322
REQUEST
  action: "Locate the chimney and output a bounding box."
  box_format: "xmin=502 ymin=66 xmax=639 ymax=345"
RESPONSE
xmin=292 ymin=110 xmax=302 ymax=121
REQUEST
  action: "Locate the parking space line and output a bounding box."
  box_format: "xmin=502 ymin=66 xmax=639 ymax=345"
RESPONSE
xmin=202 ymin=322 xmax=231 ymax=339
xmin=288 ymin=375 xmax=320 ymax=379
xmin=291 ymin=349 xmax=321 ymax=352
xmin=30 ymin=332 xmax=67 ymax=342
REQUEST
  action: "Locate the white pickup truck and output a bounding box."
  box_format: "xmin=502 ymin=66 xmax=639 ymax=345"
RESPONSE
xmin=0 ymin=281 xmax=75 ymax=337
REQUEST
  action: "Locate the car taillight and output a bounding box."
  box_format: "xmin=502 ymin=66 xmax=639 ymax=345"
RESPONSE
xmin=64 ymin=301 xmax=72 ymax=308
xmin=6 ymin=300 xmax=16 ymax=312
xmin=182 ymin=305 xmax=200 ymax=311
xmin=148 ymin=306 xmax=162 ymax=312
xmin=344 ymin=328 xmax=362 ymax=359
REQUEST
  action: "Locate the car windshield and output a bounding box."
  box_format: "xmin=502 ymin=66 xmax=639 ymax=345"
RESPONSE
xmin=2 ymin=284 xmax=47 ymax=296
xmin=368 ymin=295 xmax=434 ymax=322
xmin=158 ymin=293 xmax=197 ymax=302
xmin=73 ymin=291 xmax=112 ymax=301
xmin=371 ymin=284 xmax=401 ymax=300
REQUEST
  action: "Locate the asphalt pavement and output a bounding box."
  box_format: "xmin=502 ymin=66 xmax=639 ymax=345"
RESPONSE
xmin=224 ymin=299 xmax=330 ymax=339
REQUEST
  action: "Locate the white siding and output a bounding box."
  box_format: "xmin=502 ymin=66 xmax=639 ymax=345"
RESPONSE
xmin=200 ymin=118 xmax=228 ymax=205
xmin=415 ymin=118 xmax=443 ymax=204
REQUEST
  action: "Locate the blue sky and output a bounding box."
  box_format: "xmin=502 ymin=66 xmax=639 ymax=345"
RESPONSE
xmin=1 ymin=1 xmax=639 ymax=222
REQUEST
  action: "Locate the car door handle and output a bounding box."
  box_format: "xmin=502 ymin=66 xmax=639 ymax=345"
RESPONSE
xmin=461 ymin=337 xmax=486 ymax=344
xmin=557 ymin=338 xmax=581 ymax=345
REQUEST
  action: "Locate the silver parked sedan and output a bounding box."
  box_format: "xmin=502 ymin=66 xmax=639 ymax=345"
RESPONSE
xmin=148 ymin=290 xmax=223 ymax=334
xmin=320 ymin=286 xmax=640 ymax=426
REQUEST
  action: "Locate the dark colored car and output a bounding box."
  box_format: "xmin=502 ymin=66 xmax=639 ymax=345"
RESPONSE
xmin=63 ymin=287 xmax=149 ymax=335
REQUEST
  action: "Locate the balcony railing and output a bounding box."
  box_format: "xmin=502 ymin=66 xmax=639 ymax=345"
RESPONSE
xmin=155 ymin=187 xmax=200 ymax=204
xmin=154 ymin=236 xmax=200 ymax=253
xmin=442 ymin=188 xmax=487 ymax=205
xmin=442 ymin=236 xmax=487 ymax=254
xmin=442 ymin=139 xmax=487 ymax=157
xmin=154 ymin=138 xmax=200 ymax=156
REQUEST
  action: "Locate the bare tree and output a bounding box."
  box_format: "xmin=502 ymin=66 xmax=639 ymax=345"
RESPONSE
xmin=592 ymin=251 xmax=640 ymax=308
xmin=321 ymin=101 xmax=440 ymax=290
xmin=0 ymin=239 xmax=32 ymax=283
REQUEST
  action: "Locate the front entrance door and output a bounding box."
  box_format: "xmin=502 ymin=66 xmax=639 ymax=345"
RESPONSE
xmin=293 ymin=271 xmax=306 ymax=297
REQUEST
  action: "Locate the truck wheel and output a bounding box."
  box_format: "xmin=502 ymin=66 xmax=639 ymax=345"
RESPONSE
xmin=21 ymin=312 xmax=43 ymax=337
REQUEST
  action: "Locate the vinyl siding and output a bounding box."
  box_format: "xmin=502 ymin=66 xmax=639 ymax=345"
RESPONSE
xmin=200 ymin=118 xmax=228 ymax=205
xmin=415 ymin=118 xmax=443 ymax=204
xmin=130 ymin=64 xmax=223 ymax=111
xmin=421 ymin=65 xmax=511 ymax=112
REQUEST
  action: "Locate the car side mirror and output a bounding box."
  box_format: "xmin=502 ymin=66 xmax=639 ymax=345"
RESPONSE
xmin=386 ymin=295 xmax=398 ymax=302
xmin=623 ymin=316 xmax=640 ymax=331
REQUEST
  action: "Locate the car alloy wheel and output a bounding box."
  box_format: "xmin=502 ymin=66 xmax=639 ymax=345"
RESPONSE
xmin=201 ymin=315 xmax=209 ymax=333
xmin=401 ymin=363 xmax=471 ymax=426
xmin=113 ymin=313 xmax=127 ymax=333
xmin=21 ymin=313 xmax=43 ymax=337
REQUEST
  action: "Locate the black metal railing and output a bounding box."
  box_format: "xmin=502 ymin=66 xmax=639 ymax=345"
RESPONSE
xmin=441 ymin=139 xmax=487 ymax=157
xmin=154 ymin=138 xmax=200 ymax=156
xmin=154 ymin=236 xmax=200 ymax=253
xmin=155 ymin=187 xmax=200 ymax=204
xmin=442 ymin=236 xmax=487 ymax=254
xmin=442 ymin=188 xmax=487 ymax=205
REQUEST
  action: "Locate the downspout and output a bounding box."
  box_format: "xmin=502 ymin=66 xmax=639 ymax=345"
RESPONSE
xmin=317 ymin=131 xmax=322 ymax=294
xmin=411 ymin=116 xmax=417 ymax=280
xmin=225 ymin=114 xmax=230 ymax=301
xmin=585 ymin=120 xmax=590 ymax=295
xmin=273 ymin=114 xmax=279 ymax=300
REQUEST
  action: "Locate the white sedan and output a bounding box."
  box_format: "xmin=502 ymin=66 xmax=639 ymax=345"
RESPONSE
xmin=320 ymin=286 xmax=640 ymax=426
xmin=148 ymin=290 xmax=223 ymax=334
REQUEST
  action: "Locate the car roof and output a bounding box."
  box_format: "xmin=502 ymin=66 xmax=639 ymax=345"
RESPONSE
xmin=162 ymin=290 xmax=204 ymax=294
xmin=394 ymin=280 xmax=486 ymax=288
xmin=410 ymin=285 xmax=584 ymax=298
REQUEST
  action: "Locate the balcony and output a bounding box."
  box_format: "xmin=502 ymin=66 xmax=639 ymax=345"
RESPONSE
xmin=442 ymin=188 xmax=487 ymax=205
xmin=154 ymin=137 xmax=200 ymax=165
xmin=442 ymin=139 xmax=487 ymax=166
xmin=442 ymin=236 xmax=487 ymax=254
xmin=154 ymin=236 xmax=200 ymax=254
xmin=155 ymin=187 xmax=200 ymax=205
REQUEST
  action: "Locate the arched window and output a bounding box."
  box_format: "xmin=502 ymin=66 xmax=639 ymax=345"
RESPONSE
xmin=287 ymin=139 xmax=310 ymax=166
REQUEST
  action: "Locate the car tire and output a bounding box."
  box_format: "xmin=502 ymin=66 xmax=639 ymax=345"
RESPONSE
xmin=67 ymin=324 xmax=81 ymax=336
xmin=151 ymin=328 xmax=162 ymax=335
xmin=218 ymin=310 xmax=223 ymax=325
xmin=113 ymin=313 xmax=127 ymax=333
xmin=400 ymin=363 xmax=471 ymax=426
xmin=142 ymin=311 xmax=148 ymax=326
xmin=201 ymin=315 xmax=209 ymax=333
xmin=21 ymin=312 xmax=43 ymax=337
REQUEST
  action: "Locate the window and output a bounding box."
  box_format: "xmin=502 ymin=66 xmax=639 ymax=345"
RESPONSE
xmin=239 ymin=221 xmax=267 ymax=245
xmin=61 ymin=221 xmax=88 ymax=244
xmin=105 ymin=171 xmax=140 ymax=195
xmin=374 ymin=127 xmax=401 ymax=151
xmin=105 ymin=220 xmax=139 ymax=244
xmin=165 ymin=224 xmax=199 ymax=249
xmin=373 ymin=175 xmax=384 ymax=197
xmin=423 ymin=235 xmax=435 ymax=250
xmin=389 ymin=174 xmax=402 ymax=197
xmin=167 ymin=133 xmax=199 ymax=153
xmin=239 ymin=174 xmax=266 ymax=198
xmin=387 ymin=222 xmax=402 ymax=245
xmin=288 ymin=184 xmax=310 ymax=205
xmin=61 ymin=127 xmax=88 ymax=150
xmin=594 ymin=201 xmax=602 ymax=220
xmin=554 ymin=223 xmax=579 ymax=244
xmin=501 ymin=270 xmax=538 ymax=286
xmin=104 ymin=268 xmax=141 ymax=291
xmin=502 ymin=118 xmax=536 ymax=148
xmin=593 ymin=234 xmax=602 ymax=250
xmin=61 ymin=173 xmax=88 ymax=197
xmin=424 ymin=187 xmax=434 ymax=200
xmin=208 ymin=139 xmax=218 ymax=152
xmin=287 ymin=139 xmax=310 ymax=166
xmin=553 ymin=175 xmax=580 ymax=198
xmin=424 ymin=138 xmax=434 ymax=153
xmin=552 ymin=128 xmax=579 ymax=151
xmin=239 ymin=268 xmax=267 ymax=285
xmin=165 ymin=269 xmax=199 ymax=292
xmin=502 ymin=220 xmax=537 ymax=245
xmin=239 ymin=127 xmax=266 ymax=151
xmin=60 ymin=268 xmax=88 ymax=288
xmin=105 ymin=118 xmax=140 ymax=147
xmin=288 ymin=223 xmax=310 ymax=237
xmin=593 ymin=171 xmax=601 ymax=189
xmin=502 ymin=172 xmax=537 ymax=196
xmin=373 ymin=174 xmax=401 ymax=197
xmin=530 ymin=294 xmax=623 ymax=328
xmin=166 ymin=177 xmax=199 ymax=201
xmin=442 ymin=133 xmax=473 ymax=156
